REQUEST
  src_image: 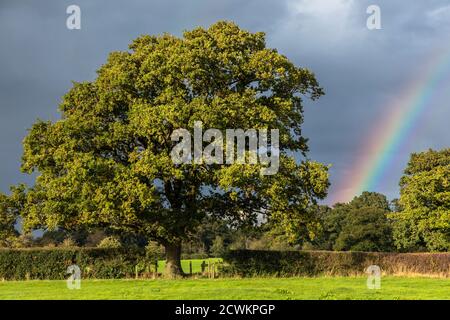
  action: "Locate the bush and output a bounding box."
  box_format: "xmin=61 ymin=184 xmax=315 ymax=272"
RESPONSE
xmin=60 ymin=237 xmax=78 ymax=248
xmin=10 ymin=234 xmax=34 ymax=248
xmin=97 ymin=236 xmax=122 ymax=249
xmin=223 ymin=250 xmax=450 ymax=277
xmin=145 ymin=241 xmax=164 ymax=260
xmin=0 ymin=247 xmax=143 ymax=280
xmin=210 ymin=236 xmax=225 ymax=257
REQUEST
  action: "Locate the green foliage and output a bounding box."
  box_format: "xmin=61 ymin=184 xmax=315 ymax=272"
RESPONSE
xmin=36 ymin=230 xmax=67 ymax=247
xmin=333 ymin=207 xmax=394 ymax=252
xmin=348 ymin=191 xmax=390 ymax=211
xmin=0 ymin=248 xmax=143 ymax=280
xmin=312 ymin=192 xmax=394 ymax=252
xmin=392 ymin=148 xmax=450 ymax=252
xmin=243 ymin=223 xmax=299 ymax=251
xmin=0 ymin=185 xmax=24 ymax=247
xmin=145 ymin=241 xmax=164 ymax=260
xmin=10 ymin=233 xmax=34 ymax=249
xmin=223 ymin=249 xmax=315 ymax=276
xmin=223 ymin=249 xmax=450 ymax=277
xmin=16 ymin=21 xmax=329 ymax=275
xmin=210 ymin=236 xmax=226 ymax=257
xmin=183 ymin=216 xmax=232 ymax=255
xmin=97 ymin=236 xmax=122 ymax=249
xmin=60 ymin=237 xmax=78 ymax=248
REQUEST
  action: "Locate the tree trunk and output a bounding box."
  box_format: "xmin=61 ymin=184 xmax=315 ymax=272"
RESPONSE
xmin=164 ymin=242 xmax=184 ymax=278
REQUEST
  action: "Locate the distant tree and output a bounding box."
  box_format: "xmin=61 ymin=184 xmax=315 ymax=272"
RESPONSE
xmin=309 ymin=204 xmax=342 ymax=250
xmin=312 ymin=192 xmax=394 ymax=252
xmin=17 ymin=22 xmax=328 ymax=277
xmin=0 ymin=186 xmax=24 ymax=247
xmin=333 ymin=206 xmax=394 ymax=252
xmin=247 ymin=229 xmax=298 ymax=251
xmin=145 ymin=241 xmax=164 ymax=260
xmin=348 ymin=192 xmax=390 ymax=211
xmin=210 ymin=236 xmax=225 ymax=257
xmin=84 ymin=229 xmax=108 ymax=247
xmin=391 ymin=148 xmax=450 ymax=252
xmin=189 ymin=216 xmax=232 ymax=254
xmin=228 ymin=226 xmax=264 ymax=250
xmin=36 ymin=229 xmax=67 ymax=247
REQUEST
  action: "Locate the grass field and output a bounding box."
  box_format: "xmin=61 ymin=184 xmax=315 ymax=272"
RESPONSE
xmin=0 ymin=277 xmax=449 ymax=300
xmin=157 ymin=258 xmax=222 ymax=274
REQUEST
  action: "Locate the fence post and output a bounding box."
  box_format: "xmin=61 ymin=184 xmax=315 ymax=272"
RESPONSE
xmin=189 ymin=261 xmax=193 ymax=276
xmin=208 ymin=260 xmax=211 ymax=278
xmin=201 ymin=260 xmax=206 ymax=274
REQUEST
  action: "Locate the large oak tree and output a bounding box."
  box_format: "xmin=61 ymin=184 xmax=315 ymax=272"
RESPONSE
xmin=18 ymin=21 xmax=329 ymax=276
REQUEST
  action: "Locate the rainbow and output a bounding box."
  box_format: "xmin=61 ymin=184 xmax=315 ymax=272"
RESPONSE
xmin=332 ymin=45 xmax=450 ymax=204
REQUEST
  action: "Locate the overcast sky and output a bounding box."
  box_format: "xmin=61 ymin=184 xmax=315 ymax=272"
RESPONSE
xmin=1 ymin=0 xmax=449 ymax=204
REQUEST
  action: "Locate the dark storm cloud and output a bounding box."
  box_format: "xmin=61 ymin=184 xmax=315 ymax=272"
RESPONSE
xmin=0 ymin=0 xmax=289 ymax=193
xmin=267 ymin=0 xmax=450 ymax=202
xmin=1 ymin=0 xmax=449 ymax=203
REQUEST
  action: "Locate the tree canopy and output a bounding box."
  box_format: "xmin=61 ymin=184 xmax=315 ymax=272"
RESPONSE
xmin=391 ymin=148 xmax=450 ymax=251
xmin=0 ymin=185 xmax=25 ymax=247
xmin=312 ymin=192 xmax=394 ymax=252
xmin=16 ymin=21 xmax=329 ymax=276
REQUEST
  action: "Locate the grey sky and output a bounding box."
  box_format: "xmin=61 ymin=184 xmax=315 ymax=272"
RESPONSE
xmin=1 ymin=0 xmax=449 ymax=204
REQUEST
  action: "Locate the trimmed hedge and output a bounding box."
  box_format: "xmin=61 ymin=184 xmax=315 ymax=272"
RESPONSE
xmin=223 ymin=250 xmax=450 ymax=277
xmin=0 ymin=248 xmax=221 ymax=280
xmin=0 ymin=248 xmax=144 ymax=280
xmin=4 ymin=248 xmax=447 ymax=280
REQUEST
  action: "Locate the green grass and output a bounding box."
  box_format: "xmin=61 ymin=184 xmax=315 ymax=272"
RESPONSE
xmin=0 ymin=276 xmax=449 ymax=300
xmin=157 ymin=258 xmax=222 ymax=274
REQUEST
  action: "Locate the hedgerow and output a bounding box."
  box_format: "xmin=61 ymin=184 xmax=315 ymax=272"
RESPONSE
xmin=222 ymin=250 xmax=450 ymax=277
xmin=0 ymin=247 xmax=143 ymax=280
